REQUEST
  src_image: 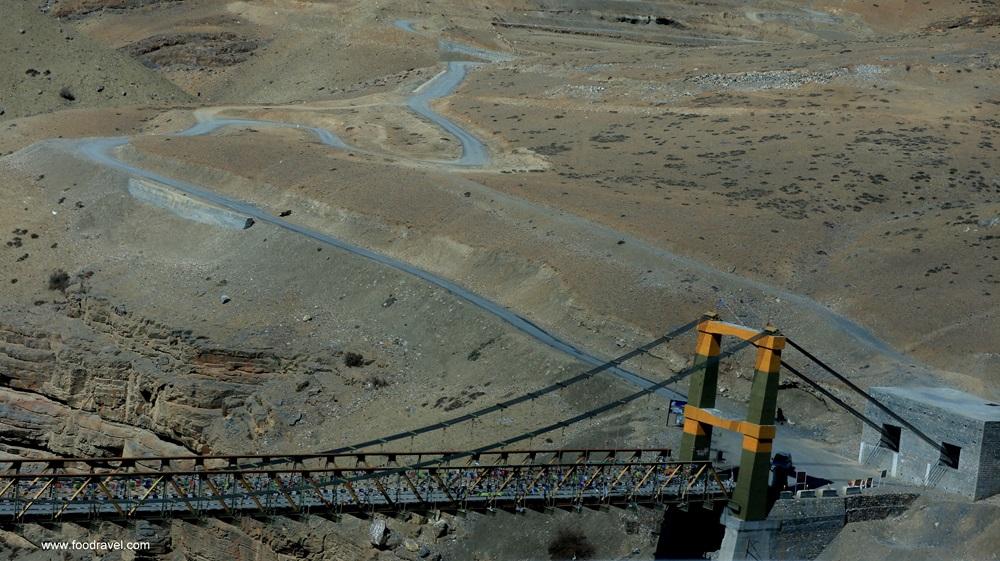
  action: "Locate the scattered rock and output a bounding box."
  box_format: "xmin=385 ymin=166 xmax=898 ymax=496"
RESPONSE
xmin=927 ymin=14 xmax=1000 ymax=32
xmin=430 ymin=520 xmax=449 ymax=538
xmin=220 ymin=294 xmax=231 ymax=304
xmin=978 ymin=216 xmax=999 ymax=228
xmin=369 ymin=519 xmax=389 ymax=549
xmin=279 ymin=209 xmax=292 ymax=217
xmin=365 ymin=375 xmax=390 ymax=389
xmin=122 ymin=32 xmax=262 ymax=71
xmin=385 ymin=528 xmax=403 ymax=549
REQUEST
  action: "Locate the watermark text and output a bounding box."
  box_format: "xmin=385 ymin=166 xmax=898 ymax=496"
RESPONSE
xmin=41 ymin=540 xmax=150 ymax=552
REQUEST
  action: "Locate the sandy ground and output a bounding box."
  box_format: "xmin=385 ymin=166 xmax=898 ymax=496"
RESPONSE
xmin=2 ymin=0 xmax=996 ymax=484
xmin=1 ymin=0 xmax=998 ymax=559
xmin=0 ymin=0 xmax=995 ymax=485
xmin=0 ymin=2 xmax=191 ymax=119
xmin=819 ymin=490 xmax=1000 ymax=561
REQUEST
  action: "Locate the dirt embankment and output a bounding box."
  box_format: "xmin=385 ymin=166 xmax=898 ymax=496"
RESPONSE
xmin=42 ymin=0 xmax=182 ymax=19
xmin=819 ymin=492 xmax=1000 ymax=561
xmin=122 ymin=31 xmax=263 ymax=70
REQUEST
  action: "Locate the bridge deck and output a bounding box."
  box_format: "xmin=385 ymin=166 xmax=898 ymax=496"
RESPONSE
xmin=0 ymin=450 xmax=731 ymax=521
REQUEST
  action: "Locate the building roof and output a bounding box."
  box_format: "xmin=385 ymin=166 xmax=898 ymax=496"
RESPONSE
xmin=870 ymin=386 xmax=1000 ymax=422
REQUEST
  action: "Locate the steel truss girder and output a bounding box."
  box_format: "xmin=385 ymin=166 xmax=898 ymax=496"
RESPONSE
xmin=0 ymin=450 xmax=731 ymax=521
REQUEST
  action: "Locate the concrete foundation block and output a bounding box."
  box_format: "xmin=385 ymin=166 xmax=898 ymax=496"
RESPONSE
xmin=796 ymin=490 xmax=816 ymax=498
xmin=820 ymin=489 xmax=839 ymax=498
xmin=717 ymin=510 xmax=779 ymax=561
xmin=843 ymin=486 xmax=863 ymax=496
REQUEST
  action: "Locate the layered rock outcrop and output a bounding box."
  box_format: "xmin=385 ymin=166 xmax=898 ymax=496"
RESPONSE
xmin=0 ymin=286 xmax=333 ymax=458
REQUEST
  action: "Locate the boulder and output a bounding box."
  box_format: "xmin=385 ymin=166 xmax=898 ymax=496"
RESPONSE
xmin=369 ymin=519 xmax=389 ymax=549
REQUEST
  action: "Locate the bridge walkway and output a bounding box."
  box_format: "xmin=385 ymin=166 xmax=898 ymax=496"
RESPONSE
xmin=0 ymin=449 xmax=731 ymax=521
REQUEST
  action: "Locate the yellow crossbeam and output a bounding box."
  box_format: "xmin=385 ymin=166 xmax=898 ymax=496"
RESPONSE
xmin=684 ymin=406 xmax=776 ymax=439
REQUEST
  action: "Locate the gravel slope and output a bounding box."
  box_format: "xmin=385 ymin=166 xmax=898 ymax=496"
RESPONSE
xmin=0 ymin=2 xmax=191 ymax=120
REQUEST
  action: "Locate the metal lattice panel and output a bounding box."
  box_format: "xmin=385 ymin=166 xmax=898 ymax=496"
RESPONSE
xmin=0 ymin=449 xmax=732 ymax=521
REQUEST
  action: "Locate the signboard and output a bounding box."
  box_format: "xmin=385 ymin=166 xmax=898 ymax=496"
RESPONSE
xmin=669 ymin=400 xmax=687 ymax=427
xmin=669 ymin=400 xmax=687 ymax=415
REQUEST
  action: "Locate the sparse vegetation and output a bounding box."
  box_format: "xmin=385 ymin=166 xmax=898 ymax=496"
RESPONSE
xmin=1 ymin=1 xmax=997 ymax=557
xmin=47 ymin=269 xmax=70 ymax=291
xmin=343 ymin=351 xmax=365 ymax=367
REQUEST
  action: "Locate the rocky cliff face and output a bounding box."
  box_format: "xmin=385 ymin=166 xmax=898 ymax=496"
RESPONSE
xmin=0 ymin=280 xmax=334 ymax=459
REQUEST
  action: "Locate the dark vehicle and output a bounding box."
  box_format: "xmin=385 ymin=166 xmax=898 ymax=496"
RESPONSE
xmin=770 ymin=452 xmax=796 ymax=492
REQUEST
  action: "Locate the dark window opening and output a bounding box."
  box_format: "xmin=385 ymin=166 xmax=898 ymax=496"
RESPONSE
xmin=939 ymin=442 xmax=961 ymax=469
xmin=880 ymin=423 xmax=901 ymax=452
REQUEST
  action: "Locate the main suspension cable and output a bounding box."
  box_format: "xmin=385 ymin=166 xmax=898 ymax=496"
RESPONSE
xmin=780 ymin=360 xmax=887 ymax=437
xmin=786 ymin=338 xmax=946 ymax=455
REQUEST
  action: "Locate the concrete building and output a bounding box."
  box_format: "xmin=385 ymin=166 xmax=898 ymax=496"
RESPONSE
xmin=858 ymin=387 xmax=1000 ymax=500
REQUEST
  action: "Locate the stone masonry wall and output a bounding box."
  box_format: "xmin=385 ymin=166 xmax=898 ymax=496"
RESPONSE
xmin=766 ymin=492 xmax=918 ymax=560
xmin=769 ymin=497 xmax=845 ymax=560
xmin=977 ymin=421 xmax=1000 ymax=499
xmin=862 ymin=389 xmax=985 ymax=498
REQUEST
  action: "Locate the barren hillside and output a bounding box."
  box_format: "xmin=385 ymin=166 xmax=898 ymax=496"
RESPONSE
xmin=0 ymin=0 xmax=997 ymax=559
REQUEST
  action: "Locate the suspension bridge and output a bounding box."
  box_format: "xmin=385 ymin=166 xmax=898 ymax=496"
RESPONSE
xmin=0 ymin=314 xmax=950 ymax=525
xmin=0 ymin=450 xmax=731 ymax=521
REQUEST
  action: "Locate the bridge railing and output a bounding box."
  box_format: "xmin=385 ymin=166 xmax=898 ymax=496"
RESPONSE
xmin=0 ymin=450 xmax=731 ymax=521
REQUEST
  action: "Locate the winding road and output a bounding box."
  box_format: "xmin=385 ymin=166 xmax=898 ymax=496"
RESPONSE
xmin=51 ymin=20 xmax=895 ymax=482
xmin=67 ymin=65 xmax=682 ymax=403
